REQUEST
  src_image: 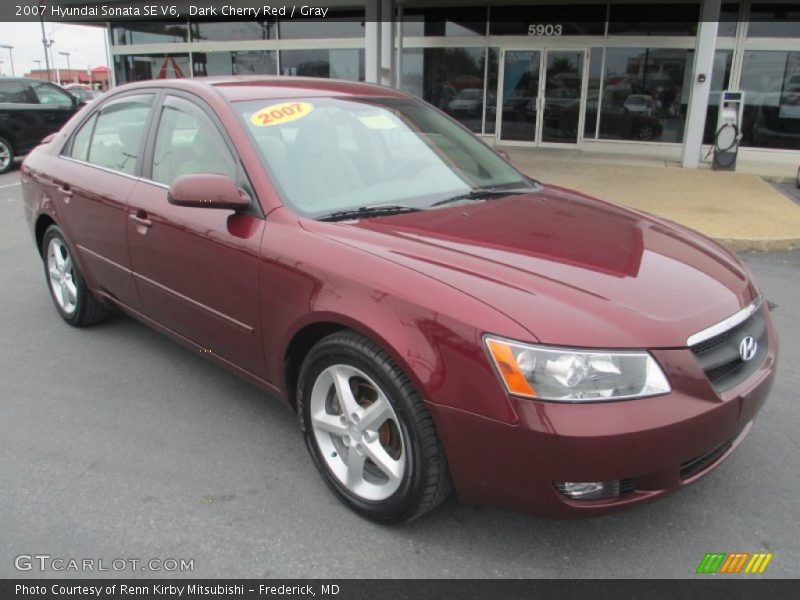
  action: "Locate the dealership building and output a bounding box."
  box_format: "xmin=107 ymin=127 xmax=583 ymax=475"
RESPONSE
xmin=95 ymin=1 xmax=800 ymax=172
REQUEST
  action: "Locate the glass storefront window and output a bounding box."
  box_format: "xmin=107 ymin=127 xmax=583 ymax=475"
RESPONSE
xmin=703 ymin=50 xmax=733 ymax=144
xmin=280 ymin=49 xmax=364 ymax=81
xmin=608 ymin=3 xmax=700 ymax=36
xmin=111 ymin=22 xmax=188 ymax=45
xmin=278 ymin=11 xmax=365 ymax=39
xmin=489 ymin=5 xmax=606 ymax=36
xmin=403 ymin=7 xmax=487 ymax=36
xmin=739 ymin=51 xmax=800 ymax=150
xmin=747 ymin=3 xmax=800 ymax=38
xmin=190 ymin=20 xmax=276 ymax=41
xmin=598 ymin=48 xmax=690 ymax=143
xmin=401 ymin=47 xmax=488 ymax=134
xmin=192 ymin=51 xmax=277 ymax=77
xmin=114 ymin=54 xmax=190 ymax=84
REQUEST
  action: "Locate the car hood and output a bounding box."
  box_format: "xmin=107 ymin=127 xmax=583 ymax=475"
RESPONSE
xmin=303 ymin=185 xmax=758 ymax=348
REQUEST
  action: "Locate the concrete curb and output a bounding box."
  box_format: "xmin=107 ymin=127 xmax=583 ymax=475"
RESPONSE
xmin=714 ymin=238 xmax=800 ymax=252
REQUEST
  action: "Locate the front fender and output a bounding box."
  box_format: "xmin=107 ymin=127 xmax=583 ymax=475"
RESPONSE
xmin=260 ymin=210 xmax=529 ymax=425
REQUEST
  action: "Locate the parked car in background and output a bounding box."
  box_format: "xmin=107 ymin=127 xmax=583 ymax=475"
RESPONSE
xmin=560 ymin=97 xmax=664 ymax=140
xmin=447 ymin=88 xmax=484 ymax=117
xmin=623 ymin=94 xmax=655 ymax=115
xmin=64 ymin=84 xmax=104 ymax=104
xmin=21 ymin=77 xmax=776 ymax=523
xmin=0 ymin=77 xmax=83 ymax=173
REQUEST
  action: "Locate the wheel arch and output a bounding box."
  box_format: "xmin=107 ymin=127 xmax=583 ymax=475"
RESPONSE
xmin=35 ymin=213 xmax=57 ymax=257
xmin=284 ymin=320 xmax=348 ymax=411
xmin=281 ymin=313 xmax=432 ymax=415
xmin=0 ymin=129 xmax=16 ymax=151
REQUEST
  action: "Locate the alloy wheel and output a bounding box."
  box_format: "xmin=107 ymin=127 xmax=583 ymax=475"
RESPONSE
xmin=0 ymin=140 xmax=11 ymax=171
xmin=46 ymin=237 xmax=78 ymax=315
xmin=309 ymin=364 xmax=405 ymax=501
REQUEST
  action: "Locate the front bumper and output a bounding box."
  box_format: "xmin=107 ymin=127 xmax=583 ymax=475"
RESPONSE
xmin=430 ymin=316 xmax=778 ymax=518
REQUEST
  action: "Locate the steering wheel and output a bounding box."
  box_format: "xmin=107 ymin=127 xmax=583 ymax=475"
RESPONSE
xmin=389 ymin=158 xmax=433 ymax=179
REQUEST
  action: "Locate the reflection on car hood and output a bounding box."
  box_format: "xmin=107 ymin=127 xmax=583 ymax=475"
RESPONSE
xmin=305 ymin=185 xmax=758 ymax=348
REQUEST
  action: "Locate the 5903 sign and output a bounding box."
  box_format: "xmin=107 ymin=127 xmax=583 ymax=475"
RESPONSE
xmin=528 ymin=24 xmax=563 ymax=36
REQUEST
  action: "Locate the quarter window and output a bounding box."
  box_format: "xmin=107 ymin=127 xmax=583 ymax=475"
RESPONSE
xmin=151 ymin=97 xmax=236 ymax=186
xmin=69 ymin=114 xmax=97 ymax=161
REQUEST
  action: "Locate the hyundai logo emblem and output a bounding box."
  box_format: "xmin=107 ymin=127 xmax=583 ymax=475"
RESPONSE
xmin=739 ymin=336 xmax=758 ymax=362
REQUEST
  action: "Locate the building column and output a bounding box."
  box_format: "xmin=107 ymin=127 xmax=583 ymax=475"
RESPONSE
xmin=681 ymin=0 xmax=721 ymax=168
xmin=365 ymin=1 xmax=381 ymax=83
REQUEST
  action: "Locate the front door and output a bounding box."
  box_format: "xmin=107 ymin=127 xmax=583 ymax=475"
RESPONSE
xmin=126 ymin=93 xmax=268 ymax=379
xmin=497 ymin=48 xmax=586 ymax=146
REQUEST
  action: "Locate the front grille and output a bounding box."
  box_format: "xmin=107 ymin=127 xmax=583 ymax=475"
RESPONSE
xmin=680 ymin=437 xmax=735 ymax=480
xmin=690 ymin=306 xmax=768 ymax=393
xmin=619 ymin=478 xmax=637 ymax=495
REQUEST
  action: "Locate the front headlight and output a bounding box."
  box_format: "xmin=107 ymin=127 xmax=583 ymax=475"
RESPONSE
xmin=484 ymin=336 xmax=671 ymax=402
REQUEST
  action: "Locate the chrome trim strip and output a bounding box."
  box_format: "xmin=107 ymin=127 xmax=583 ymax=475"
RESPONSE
xmin=687 ymin=295 xmax=763 ymax=347
xmin=61 ymin=156 xmax=142 ymax=182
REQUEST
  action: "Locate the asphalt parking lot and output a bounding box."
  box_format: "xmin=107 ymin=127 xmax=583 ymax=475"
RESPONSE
xmin=0 ymin=166 xmax=798 ymax=579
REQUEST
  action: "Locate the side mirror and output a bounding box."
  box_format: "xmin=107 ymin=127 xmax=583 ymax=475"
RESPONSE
xmin=167 ymin=174 xmax=250 ymax=210
xmin=495 ymin=147 xmax=511 ymax=162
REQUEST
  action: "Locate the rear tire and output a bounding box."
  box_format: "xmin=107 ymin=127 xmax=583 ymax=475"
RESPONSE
xmin=42 ymin=225 xmax=109 ymax=327
xmin=0 ymin=137 xmax=14 ymax=174
xmin=298 ymin=330 xmax=452 ymax=523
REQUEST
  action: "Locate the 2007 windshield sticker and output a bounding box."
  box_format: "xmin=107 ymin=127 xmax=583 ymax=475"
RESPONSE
xmin=250 ymin=102 xmax=314 ymax=126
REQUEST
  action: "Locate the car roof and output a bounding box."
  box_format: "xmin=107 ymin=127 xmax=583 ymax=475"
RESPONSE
xmin=0 ymin=77 xmax=54 ymax=84
xmin=115 ymin=76 xmax=410 ymax=103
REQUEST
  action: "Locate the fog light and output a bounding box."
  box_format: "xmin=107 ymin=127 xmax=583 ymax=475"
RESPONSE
xmin=555 ymin=480 xmax=621 ymax=500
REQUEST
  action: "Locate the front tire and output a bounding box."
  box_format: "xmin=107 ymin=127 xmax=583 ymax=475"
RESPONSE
xmin=298 ymin=331 xmax=452 ymax=523
xmin=42 ymin=225 xmax=109 ymax=326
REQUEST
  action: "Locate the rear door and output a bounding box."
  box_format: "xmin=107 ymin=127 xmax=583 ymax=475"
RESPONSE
xmin=0 ymin=80 xmax=45 ymax=156
xmin=126 ymin=93 xmax=268 ymax=378
xmin=51 ymin=93 xmax=156 ymax=310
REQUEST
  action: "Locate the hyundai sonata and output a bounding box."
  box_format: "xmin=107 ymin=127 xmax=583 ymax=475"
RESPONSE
xmin=21 ymin=77 xmax=777 ymax=523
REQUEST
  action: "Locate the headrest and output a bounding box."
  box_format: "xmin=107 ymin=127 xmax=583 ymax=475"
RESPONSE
xmin=293 ymin=120 xmax=339 ymax=157
xmin=117 ymin=124 xmax=141 ymax=152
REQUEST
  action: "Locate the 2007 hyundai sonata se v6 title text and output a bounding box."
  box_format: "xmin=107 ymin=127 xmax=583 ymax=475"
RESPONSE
xmin=21 ymin=77 xmax=777 ymax=523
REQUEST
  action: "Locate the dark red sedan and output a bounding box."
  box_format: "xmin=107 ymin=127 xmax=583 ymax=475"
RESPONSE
xmin=21 ymin=77 xmax=777 ymax=523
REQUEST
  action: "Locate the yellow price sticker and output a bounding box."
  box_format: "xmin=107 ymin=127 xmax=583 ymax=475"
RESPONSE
xmin=250 ymin=101 xmax=314 ymax=127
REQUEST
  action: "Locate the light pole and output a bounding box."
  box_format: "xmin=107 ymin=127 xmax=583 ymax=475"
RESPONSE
xmin=0 ymin=45 xmax=14 ymax=76
xmin=39 ymin=15 xmax=51 ymax=81
xmin=59 ymin=51 xmax=71 ymax=83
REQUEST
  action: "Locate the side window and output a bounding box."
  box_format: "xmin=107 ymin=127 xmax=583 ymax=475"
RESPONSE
xmin=0 ymin=81 xmax=38 ymax=104
xmin=31 ymin=82 xmax=74 ymax=107
xmin=68 ymin=114 xmax=97 ymax=161
xmin=85 ymin=94 xmax=153 ymax=176
xmin=151 ymin=97 xmax=236 ymax=186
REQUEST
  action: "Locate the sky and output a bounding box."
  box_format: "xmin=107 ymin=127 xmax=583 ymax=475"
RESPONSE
xmin=0 ymin=22 xmax=108 ymax=77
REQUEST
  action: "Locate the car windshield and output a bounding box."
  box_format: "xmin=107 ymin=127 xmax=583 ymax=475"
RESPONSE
xmin=235 ymin=96 xmax=534 ymax=218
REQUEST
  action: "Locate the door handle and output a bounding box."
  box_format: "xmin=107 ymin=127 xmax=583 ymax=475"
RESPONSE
xmin=56 ymin=183 xmax=73 ymax=198
xmin=129 ymin=211 xmax=153 ymax=229
xmin=53 ymin=180 xmax=72 ymax=203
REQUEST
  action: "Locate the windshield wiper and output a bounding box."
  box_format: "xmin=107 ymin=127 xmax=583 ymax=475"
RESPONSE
xmin=430 ymin=187 xmax=530 ymax=208
xmin=316 ymin=204 xmax=422 ymax=222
